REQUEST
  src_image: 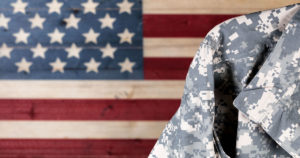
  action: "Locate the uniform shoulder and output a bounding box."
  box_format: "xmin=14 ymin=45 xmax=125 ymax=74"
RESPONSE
xmin=199 ymin=14 xmax=254 ymax=50
xmin=200 ymin=3 xmax=297 ymax=50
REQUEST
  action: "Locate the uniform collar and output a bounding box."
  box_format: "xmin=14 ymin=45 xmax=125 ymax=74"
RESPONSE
xmin=232 ymin=3 xmax=300 ymax=157
xmin=237 ymin=3 xmax=300 ymax=91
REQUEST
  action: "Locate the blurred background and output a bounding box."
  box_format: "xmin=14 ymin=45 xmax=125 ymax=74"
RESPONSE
xmin=0 ymin=0 xmax=299 ymax=157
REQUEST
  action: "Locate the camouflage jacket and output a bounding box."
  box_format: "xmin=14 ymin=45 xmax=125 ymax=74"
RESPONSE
xmin=149 ymin=3 xmax=300 ymax=158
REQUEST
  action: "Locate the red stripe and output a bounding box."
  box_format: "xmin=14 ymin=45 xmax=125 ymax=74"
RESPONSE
xmin=143 ymin=14 xmax=239 ymax=37
xmin=144 ymin=57 xmax=192 ymax=79
xmin=0 ymin=99 xmax=179 ymax=120
xmin=0 ymin=139 xmax=156 ymax=157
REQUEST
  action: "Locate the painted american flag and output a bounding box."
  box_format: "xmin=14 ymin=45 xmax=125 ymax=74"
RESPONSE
xmin=0 ymin=0 xmax=142 ymax=79
xmin=0 ymin=0 xmax=294 ymax=157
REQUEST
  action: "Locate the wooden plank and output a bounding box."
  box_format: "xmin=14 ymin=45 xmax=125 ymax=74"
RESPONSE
xmin=144 ymin=58 xmax=192 ymax=79
xmin=143 ymin=0 xmax=298 ymax=14
xmin=143 ymin=14 xmax=238 ymax=37
xmin=0 ymin=80 xmax=185 ymax=99
xmin=0 ymin=99 xmax=180 ymax=120
xmin=0 ymin=139 xmax=156 ymax=157
xmin=0 ymin=121 xmax=167 ymax=139
xmin=144 ymin=38 xmax=202 ymax=57
xmin=0 ymin=156 xmax=147 ymax=158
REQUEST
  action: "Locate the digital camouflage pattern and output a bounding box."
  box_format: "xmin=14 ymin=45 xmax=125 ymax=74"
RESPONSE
xmin=149 ymin=3 xmax=300 ymax=158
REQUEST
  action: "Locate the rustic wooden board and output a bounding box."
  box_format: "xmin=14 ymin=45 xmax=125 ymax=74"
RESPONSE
xmin=144 ymin=38 xmax=203 ymax=58
xmin=0 ymin=121 xmax=167 ymax=139
xmin=143 ymin=14 xmax=239 ymax=37
xmin=144 ymin=57 xmax=192 ymax=79
xmin=0 ymin=99 xmax=180 ymax=120
xmin=0 ymin=80 xmax=185 ymax=99
xmin=144 ymin=0 xmax=299 ymax=14
xmin=0 ymin=139 xmax=156 ymax=157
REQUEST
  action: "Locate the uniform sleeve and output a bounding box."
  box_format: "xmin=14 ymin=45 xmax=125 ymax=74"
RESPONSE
xmin=148 ymin=25 xmax=227 ymax=158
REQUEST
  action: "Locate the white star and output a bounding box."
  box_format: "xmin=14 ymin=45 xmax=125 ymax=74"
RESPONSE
xmin=84 ymin=58 xmax=101 ymax=73
xmin=100 ymin=43 xmax=117 ymax=59
xmin=11 ymin=0 xmax=28 ymax=14
xmin=0 ymin=14 xmax=10 ymax=29
xmin=29 ymin=14 xmax=46 ymax=29
xmin=65 ymin=43 xmax=82 ymax=59
xmin=46 ymin=0 xmax=63 ymax=14
xmin=118 ymin=57 xmax=135 ymax=73
xmin=98 ymin=13 xmax=116 ymax=29
xmin=117 ymin=28 xmax=134 ymax=44
xmin=0 ymin=43 xmax=13 ymax=58
xmin=31 ymin=43 xmax=47 ymax=59
xmin=48 ymin=28 xmax=65 ymax=44
xmin=15 ymin=58 xmax=32 ymax=73
xmin=81 ymin=0 xmax=99 ymax=14
xmin=13 ymin=28 xmax=30 ymax=44
xmin=64 ymin=14 xmax=81 ymax=29
xmin=116 ymin=0 xmax=134 ymax=14
xmin=82 ymin=28 xmax=100 ymax=44
xmin=49 ymin=58 xmax=67 ymax=73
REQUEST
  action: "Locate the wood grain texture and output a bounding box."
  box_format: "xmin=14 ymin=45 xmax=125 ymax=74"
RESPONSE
xmin=0 ymin=99 xmax=180 ymax=120
xmin=0 ymin=121 xmax=167 ymax=139
xmin=0 ymin=155 xmax=149 ymax=158
xmin=143 ymin=14 xmax=238 ymax=37
xmin=0 ymin=139 xmax=156 ymax=157
xmin=143 ymin=0 xmax=298 ymax=14
xmin=144 ymin=58 xmax=192 ymax=79
xmin=144 ymin=38 xmax=203 ymax=57
xmin=0 ymin=80 xmax=185 ymax=99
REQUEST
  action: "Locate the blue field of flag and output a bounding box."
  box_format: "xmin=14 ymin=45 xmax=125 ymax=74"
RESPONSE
xmin=0 ymin=0 xmax=143 ymax=79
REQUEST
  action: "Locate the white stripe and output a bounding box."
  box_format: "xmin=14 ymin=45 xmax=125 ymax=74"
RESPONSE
xmin=0 ymin=121 xmax=167 ymax=139
xmin=0 ymin=80 xmax=185 ymax=99
xmin=143 ymin=0 xmax=295 ymax=14
xmin=144 ymin=38 xmax=202 ymax=58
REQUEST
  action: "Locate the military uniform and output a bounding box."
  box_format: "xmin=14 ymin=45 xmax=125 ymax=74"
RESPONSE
xmin=149 ymin=3 xmax=300 ymax=158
